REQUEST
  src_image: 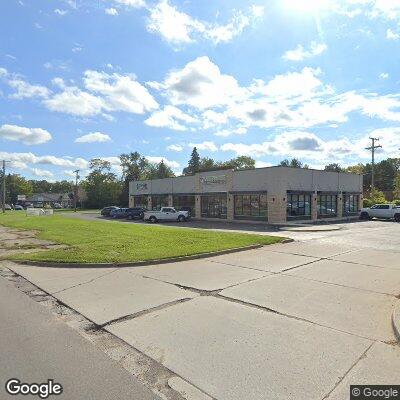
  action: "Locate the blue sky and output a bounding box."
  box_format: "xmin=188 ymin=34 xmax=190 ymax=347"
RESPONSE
xmin=1 ymin=0 xmax=400 ymax=180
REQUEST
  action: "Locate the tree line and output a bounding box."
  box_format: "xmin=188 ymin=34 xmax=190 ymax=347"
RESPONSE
xmin=2 ymin=148 xmax=399 ymax=208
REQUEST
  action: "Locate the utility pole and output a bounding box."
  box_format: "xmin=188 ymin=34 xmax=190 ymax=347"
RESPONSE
xmin=1 ymin=160 xmax=5 ymax=213
xmin=73 ymin=169 xmax=80 ymax=212
xmin=365 ymin=137 xmax=382 ymax=192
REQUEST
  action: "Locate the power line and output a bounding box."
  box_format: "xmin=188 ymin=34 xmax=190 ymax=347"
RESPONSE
xmin=365 ymin=137 xmax=382 ymax=191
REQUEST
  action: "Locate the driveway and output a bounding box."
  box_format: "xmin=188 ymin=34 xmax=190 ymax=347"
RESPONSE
xmin=1 ymin=220 xmax=400 ymax=400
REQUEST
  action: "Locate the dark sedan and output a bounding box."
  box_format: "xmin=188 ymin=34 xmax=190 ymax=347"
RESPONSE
xmin=126 ymin=207 xmax=146 ymax=220
xmin=101 ymin=206 xmax=119 ymax=217
xmin=110 ymin=208 xmax=130 ymax=219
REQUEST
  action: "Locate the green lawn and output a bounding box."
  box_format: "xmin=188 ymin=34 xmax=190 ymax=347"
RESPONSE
xmin=0 ymin=212 xmax=284 ymax=264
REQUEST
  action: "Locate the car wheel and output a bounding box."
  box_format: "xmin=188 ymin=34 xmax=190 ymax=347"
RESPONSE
xmin=178 ymin=215 xmax=186 ymax=222
xmin=394 ymin=214 xmax=400 ymax=223
xmin=359 ymin=212 xmax=370 ymax=220
xmin=127 ymin=215 xmax=133 ymax=220
xmin=149 ymin=216 xmax=157 ymax=223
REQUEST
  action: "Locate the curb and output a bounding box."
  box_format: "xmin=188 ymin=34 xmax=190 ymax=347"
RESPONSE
xmin=392 ymin=300 xmax=400 ymax=342
xmin=16 ymin=238 xmax=294 ymax=269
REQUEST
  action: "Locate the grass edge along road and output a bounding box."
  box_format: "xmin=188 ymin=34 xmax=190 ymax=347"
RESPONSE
xmin=0 ymin=212 xmax=284 ymax=264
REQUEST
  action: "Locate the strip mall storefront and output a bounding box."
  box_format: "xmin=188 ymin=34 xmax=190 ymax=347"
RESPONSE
xmin=130 ymin=167 xmax=363 ymax=224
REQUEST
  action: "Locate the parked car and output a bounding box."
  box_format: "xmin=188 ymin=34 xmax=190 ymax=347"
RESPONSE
xmin=360 ymin=204 xmax=400 ymax=222
xmin=110 ymin=208 xmax=130 ymax=219
xmin=53 ymin=203 xmax=63 ymax=209
xmin=178 ymin=206 xmax=193 ymax=217
xmin=144 ymin=207 xmax=190 ymax=223
xmin=4 ymin=204 xmax=12 ymax=210
xmin=101 ymin=206 xmax=119 ymax=217
xmin=14 ymin=205 xmax=24 ymax=210
xmin=126 ymin=207 xmax=146 ymax=220
xmin=24 ymin=203 xmax=33 ymax=209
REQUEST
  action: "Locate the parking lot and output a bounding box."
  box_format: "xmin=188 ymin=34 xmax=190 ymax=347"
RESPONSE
xmin=2 ymin=216 xmax=400 ymax=400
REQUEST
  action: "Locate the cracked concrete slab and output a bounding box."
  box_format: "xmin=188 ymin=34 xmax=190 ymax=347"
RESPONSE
xmin=261 ymin=241 xmax=357 ymax=258
xmin=107 ymin=297 xmax=371 ymax=400
xmin=54 ymin=269 xmax=198 ymax=326
xmin=332 ymin=248 xmax=400 ymax=270
xmin=129 ymin=259 xmax=268 ymax=291
xmin=220 ymin=275 xmax=397 ymax=341
xmin=208 ymin=249 xmax=318 ymax=273
xmin=326 ymin=342 xmax=400 ymax=400
xmin=5 ymin=262 xmax=117 ymax=294
xmin=286 ymin=259 xmax=400 ymax=296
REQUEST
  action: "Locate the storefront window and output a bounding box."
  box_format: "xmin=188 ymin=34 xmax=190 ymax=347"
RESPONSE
xmin=287 ymin=193 xmax=312 ymax=220
xmin=201 ymin=195 xmax=227 ymax=219
xmin=343 ymin=194 xmax=359 ymax=215
xmin=173 ymin=195 xmax=196 ymax=217
xmin=234 ymin=194 xmax=267 ymax=220
xmin=133 ymin=195 xmax=148 ymax=209
xmin=317 ymin=194 xmax=337 ymax=218
xmin=151 ymin=195 xmax=169 ymax=210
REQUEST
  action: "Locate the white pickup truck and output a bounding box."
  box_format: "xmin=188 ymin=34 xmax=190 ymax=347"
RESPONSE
xmin=144 ymin=207 xmax=190 ymax=223
xmin=360 ymin=204 xmax=400 ymax=222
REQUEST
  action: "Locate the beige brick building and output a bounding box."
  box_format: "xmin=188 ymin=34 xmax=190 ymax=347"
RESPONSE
xmin=129 ymin=166 xmax=363 ymax=224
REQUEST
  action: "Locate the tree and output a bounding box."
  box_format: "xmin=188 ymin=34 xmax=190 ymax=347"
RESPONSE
xmin=345 ymin=163 xmax=365 ymax=175
xmin=183 ymin=147 xmax=200 ymax=175
xmin=324 ymin=163 xmax=343 ymax=172
xmin=147 ymin=160 xmax=175 ymax=180
xmin=82 ymin=159 xmax=122 ymax=208
xmin=119 ymin=152 xmax=150 ymax=206
xmin=4 ymin=174 xmax=33 ymax=204
xmin=394 ymin=173 xmax=400 ymax=200
xmin=279 ymin=158 xmax=308 ymax=168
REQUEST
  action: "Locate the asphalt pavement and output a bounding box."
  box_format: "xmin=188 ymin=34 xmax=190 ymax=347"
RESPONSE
xmin=0 ymin=277 xmax=160 ymax=400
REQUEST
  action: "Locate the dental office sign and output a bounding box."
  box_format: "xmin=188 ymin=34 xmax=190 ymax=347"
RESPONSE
xmin=200 ymin=175 xmax=227 ymax=186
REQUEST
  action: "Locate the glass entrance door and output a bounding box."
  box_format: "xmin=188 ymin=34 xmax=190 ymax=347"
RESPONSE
xmin=201 ymin=195 xmax=227 ymax=219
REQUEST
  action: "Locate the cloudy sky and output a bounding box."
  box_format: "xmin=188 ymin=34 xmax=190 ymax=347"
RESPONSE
xmin=1 ymin=0 xmax=400 ymax=180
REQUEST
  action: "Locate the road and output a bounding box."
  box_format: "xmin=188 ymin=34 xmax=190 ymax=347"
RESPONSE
xmin=0 ymin=277 xmax=160 ymax=400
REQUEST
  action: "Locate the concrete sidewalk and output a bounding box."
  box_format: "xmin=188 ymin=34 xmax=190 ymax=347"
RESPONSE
xmin=1 ymin=222 xmax=400 ymax=400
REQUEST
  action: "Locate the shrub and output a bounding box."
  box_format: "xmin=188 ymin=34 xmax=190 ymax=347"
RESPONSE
xmin=363 ymin=198 xmax=374 ymax=208
xmin=394 ymin=199 xmax=400 ymax=206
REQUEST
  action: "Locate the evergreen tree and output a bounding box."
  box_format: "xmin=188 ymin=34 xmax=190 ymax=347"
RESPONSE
xmin=183 ymin=147 xmax=200 ymax=175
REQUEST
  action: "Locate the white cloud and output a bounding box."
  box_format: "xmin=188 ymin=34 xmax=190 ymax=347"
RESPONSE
xmin=31 ymin=168 xmax=54 ymax=178
xmin=283 ymin=42 xmax=327 ymax=61
xmin=145 ymin=105 xmax=197 ymax=130
xmin=44 ymin=86 xmax=105 ymax=116
xmin=75 ymin=132 xmax=112 ymax=143
xmin=0 ymin=124 xmax=52 ymax=145
xmin=146 ymin=0 xmax=263 ymax=45
xmin=255 ymin=161 xmax=272 ymax=168
xmin=115 ymin=0 xmax=146 ymax=7
xmin=72 ymin=45 xmax=83 ymax=53
xmin=146 ymin=156 xmax=180 ymax=168
xmin=386 ymin=28 xmax=400 ymax=40
xmin=149 ymin=56 xmax=244 ymax=109
xmin=83 ymin=70 xmax=158 ymax=114
xmin=54 ymin=8 xmax=68 ymax=15
xmin=167 ymin=144 xmax=183 ymax=152
xmin=214 ymin=127 xmax=247 ymax=137
xmin=379 ymin=72 xmax=389 ymax=79
xmin=8 ymin=78 xmax=50 ymax=99
xmin=105 ymin=7 xmax=118 ymax=15
xmin=188 ymin=141 xmax=218 ymax=152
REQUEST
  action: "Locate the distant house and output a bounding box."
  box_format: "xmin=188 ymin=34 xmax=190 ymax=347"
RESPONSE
xmin=25 ymin=193 xmax=73 ymax=208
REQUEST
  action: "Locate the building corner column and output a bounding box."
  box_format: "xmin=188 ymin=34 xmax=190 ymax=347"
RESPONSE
xmin=147 ymin=195 xmax=152 ymax=211
xmin=267 ymin=193 xmax=287 ymax=224
xmin=227 ymin=193 xmax=234 ymax=221
xmin=311 ymin=191 xmax=318 ymax=222
xmin=194 ymin=173 xmax=201 ymax=219
xmin=168 ymin=194 xmax=173 ymax=207
xmin=129 ymin=195 xmax=134 ymax=208
xmin=359 ymin=193 xmax=364 ymax=211
xmin=337 ymin=192 xmax=343 ymax=218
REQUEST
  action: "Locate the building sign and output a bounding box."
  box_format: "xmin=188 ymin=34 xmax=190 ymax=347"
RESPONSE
xmin=136 ymin=183 xmax=148 ymax=191
xmin=200 ymin=175 xmax=227 ymax=186
xmin=17 ymin=195 xmax=26 ymax=201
